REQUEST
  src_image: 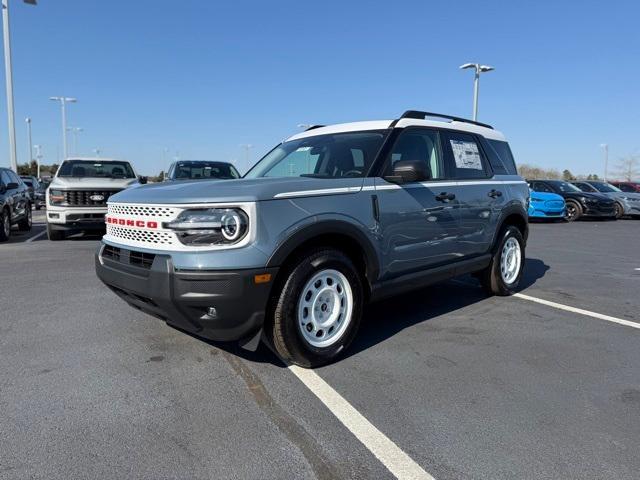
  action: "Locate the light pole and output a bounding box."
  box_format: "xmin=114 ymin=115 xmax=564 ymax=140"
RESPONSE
xmin=240 ymin=144 xmax=253 ymax=173
xmin=33 ymin=143 xmax=41 ymax=178
xmin=459 ymin=63 xmax=494 ymax=121
xmin=49 ymin=96 xmax=77 ymax=160
xmin=2 ymin=0 xmax=37 ymax=172
xmin=25 ymin=116 xmax=32 ymax=165
xmin=66 ymin=126 xmax=83 ymax=155
xmin=600 ymin=144 xmax=608 ymax=181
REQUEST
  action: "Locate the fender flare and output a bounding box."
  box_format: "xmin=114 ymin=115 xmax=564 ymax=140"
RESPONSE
xmin=491 ymin=203 xmax=529 ymax=249
xmin=266 ymin=219 xmax=380 ymax=282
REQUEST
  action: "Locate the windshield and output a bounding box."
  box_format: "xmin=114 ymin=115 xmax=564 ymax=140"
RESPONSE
xmin=590 ymin=182 xmax=620 ymax=193
xmin=245 ymin=131 xmax=387 ymax=179
xmin=550 ymin=181 xmax=581 ymax=193
xmin=57 ymin=160 xmax=135 ymax=178
xmin=172 ymin=161 xmax=239 ymax=180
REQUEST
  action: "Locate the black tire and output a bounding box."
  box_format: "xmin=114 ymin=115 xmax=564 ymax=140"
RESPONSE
xmin=479 ymin=225 xmax=525 ymax=296
xmin=35 ymin=205 xmax=41 ymax=211
xmin=47 ymin=223 xmax=65 ymax=241
xmin=614 ymin=202 xmax=624 ymax=219
xmin=18 ymin=205 xmax=32 ymax=231
xmin=565 ymin=200 xmax=582 ymax=222
xmin=0 ymin=208 xmax=10 ymax=242
xmin=268 ymin=248 xmax=364 ymax=368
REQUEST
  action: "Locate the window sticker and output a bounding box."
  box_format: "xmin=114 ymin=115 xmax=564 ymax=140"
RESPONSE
xmin=450 ymin=140 xmax=482 ymax=170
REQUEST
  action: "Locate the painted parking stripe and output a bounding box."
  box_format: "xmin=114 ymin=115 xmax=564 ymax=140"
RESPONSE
xmin=288 ymin=365 xmax=435 ymax=480
xmin=514 ymin=293 xmax=640 ymax=330
xmin=26 ymin=230 xmax=47 ymax=243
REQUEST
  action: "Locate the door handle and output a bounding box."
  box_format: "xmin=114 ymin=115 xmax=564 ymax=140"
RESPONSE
xmin=435 ymin=192 xmax=456 ymax=202
xmin=488 ymin=189 xmax=503 ymax=198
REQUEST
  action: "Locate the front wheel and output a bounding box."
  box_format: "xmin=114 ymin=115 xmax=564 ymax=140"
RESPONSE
xmin=47 ymin=223 xmax=65 ymax=241
xmin=18 ymin=205 xmax=32 ymax=231
xmin=269 ymin=248 xmax=364 ymax=368
xmin=614 ymin=202 xmax=624 ymax=219
xmin=480 ymin=226 xmax=525 ymax=296
xmin=0 ymin=209 xmax=10 ymax=242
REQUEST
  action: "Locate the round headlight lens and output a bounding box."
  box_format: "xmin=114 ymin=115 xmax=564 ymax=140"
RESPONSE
xmin=221 ymin=212 xmax=242 ymax=241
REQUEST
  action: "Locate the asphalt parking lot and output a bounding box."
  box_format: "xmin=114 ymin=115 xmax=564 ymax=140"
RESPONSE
xmin=1 ymin=216 xmax=639 ymax=480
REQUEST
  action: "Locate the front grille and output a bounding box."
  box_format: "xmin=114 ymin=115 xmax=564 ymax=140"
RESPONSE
xmin=109 ymin=204 xmax=178 ymax=217
xmin=64 ymin=190 xmax=120 ymax=206
xmin=108 ymin=225 xmax=175 ymax=245
xmin=545 ymin=200 xmax=564 ymax=209
xmin=101 ymin=245 xmax=156 ymax=270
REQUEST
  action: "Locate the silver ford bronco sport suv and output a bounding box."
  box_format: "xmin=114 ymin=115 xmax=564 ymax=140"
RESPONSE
xmin=96 ymin=111 xmax=529 ymax=367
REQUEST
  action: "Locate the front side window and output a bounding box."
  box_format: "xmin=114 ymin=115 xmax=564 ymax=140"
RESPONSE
xmin=57 ymin=160 xmax=135 ymax=179
xmin=0 ymin=170 xmax=12 ymax=186
xmin=549 ymin=181 xmax=581 ymax=193
xmin=574 ymin=182 xmax=597 ymax=192
xmin=245 ymin=131 xmax=386 ymax=179
xmin=386 ymin=129 xmax=445 ymax=180
xmin=445 ymin=132 xmax=489 ymax=179
xmin=589 ymin=182 xmax=619 ymax=193
xmin=531 ymin=182 xmax=553 ymax=193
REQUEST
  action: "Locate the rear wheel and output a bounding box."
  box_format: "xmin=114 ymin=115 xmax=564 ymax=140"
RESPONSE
xmin=18 ymin=205 xmax=32 ymax=231
xmin=269 ymin=248 xmax=364 ymax=368
xmin=47 ymin=223 xmax=65 ymax=241
xmin=0 ymin=209 xmax=10 ymax=242
xmin=480 ymin=226 xmax=525 ymax=296
xmin=565 ymin=200 xmax=582 ymax=221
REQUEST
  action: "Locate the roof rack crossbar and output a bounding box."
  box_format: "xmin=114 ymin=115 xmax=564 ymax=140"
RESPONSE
xmin=399 ymin=110 xmax=494 ymax=129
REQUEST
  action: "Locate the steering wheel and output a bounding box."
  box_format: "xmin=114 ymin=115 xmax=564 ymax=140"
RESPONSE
xmin=342 ymin=169 xmax=362 ymax=177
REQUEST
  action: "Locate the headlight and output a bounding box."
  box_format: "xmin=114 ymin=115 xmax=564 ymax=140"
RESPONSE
xmin=49 ymin=189 xmax=65 ymax=205
xmin=164 ymin=208 xmax=249 ymax=246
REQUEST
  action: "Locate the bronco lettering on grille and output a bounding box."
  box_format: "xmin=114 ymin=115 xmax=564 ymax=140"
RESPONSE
xmin=105 ymin=216 xmax=158 ymax=229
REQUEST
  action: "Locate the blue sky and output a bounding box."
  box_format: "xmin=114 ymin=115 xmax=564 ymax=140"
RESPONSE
xmin=1 ymin=0 xmax=638 ymax=176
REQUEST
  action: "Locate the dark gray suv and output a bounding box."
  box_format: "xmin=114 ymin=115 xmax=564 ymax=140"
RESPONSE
xmin=96 ymin=111 xmax=529 ymax=367
xmin=0 ymin=167 xmax=32 ymax=241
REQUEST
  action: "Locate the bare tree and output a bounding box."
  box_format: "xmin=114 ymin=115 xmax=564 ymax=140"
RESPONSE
xmin=616 ymin=154 xmax=640 ymax=181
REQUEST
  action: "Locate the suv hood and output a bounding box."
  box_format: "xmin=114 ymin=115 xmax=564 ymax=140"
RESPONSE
xmin=109 ymin=177 xmax=366 ymax=204
xmin=50 ymin=177 xmax=140 ymax=189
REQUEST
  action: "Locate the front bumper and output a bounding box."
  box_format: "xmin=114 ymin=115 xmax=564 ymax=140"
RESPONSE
xmin=528 ymin=208 xmax=565 ymax=218
xmin=583 ymin=203 xmax=615 ymax=217
xmin=95 ymin=243 xmax=277 ymax=342
xmin=47 ymin=206 xmax=107 ymax=229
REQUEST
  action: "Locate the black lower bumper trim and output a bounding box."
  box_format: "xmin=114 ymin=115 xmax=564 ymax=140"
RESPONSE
xmin=95 ymin=245 xmax=278 ymax=342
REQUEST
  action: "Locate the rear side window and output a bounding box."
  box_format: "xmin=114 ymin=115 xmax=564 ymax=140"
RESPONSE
xmin=485 ymin=139 xmax=518 ymax=175
xmin=531 ymin=181 xmax=553 ymax=193
xmin=443 ymin=132 xmax=489 ymax=179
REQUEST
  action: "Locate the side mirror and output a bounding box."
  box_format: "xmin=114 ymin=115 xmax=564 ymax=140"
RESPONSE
xmin=383 ymin=160 xmax=429 ymax=184
xmin=6 ymin=182 xmax=19 ymax=190
xmin=139 ymin=176 xmax=148 ymax=184
xmin=0 ymin=184 xmax=5 ymax=194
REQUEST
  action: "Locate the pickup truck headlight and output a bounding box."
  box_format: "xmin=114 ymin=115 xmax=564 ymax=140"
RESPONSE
xmin=49 ymin=189 xmax=65 ymax=205
xmin=164 ymin=208 xmax=249 ymax=246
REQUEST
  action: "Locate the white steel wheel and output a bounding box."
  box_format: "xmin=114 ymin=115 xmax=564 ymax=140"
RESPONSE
xmin=500 ymin=237 xmax=522 ymax=285
xmin=297 ymin=269 xmax=354 ymax=348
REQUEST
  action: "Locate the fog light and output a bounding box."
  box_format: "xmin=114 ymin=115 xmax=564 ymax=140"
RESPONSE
xmin=49 ymin=213 xmax=60 ymax=219
xmin=206 ymin=307 xmax=218 ymax=319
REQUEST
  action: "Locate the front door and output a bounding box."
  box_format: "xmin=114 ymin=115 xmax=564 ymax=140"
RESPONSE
xmin=374 ymin=128 xmax=462 ymax=279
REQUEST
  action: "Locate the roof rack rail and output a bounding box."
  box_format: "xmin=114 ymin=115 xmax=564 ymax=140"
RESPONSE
xmin=398 ymin=110 xmax=494 ymax=130
xmin=305 ymin=125 xmax=325 ymax=131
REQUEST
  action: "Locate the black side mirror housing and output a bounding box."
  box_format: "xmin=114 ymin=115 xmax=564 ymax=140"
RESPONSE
xmin=383 ymin=160 xmax=430 ymax=184
xmin=139 ymin=176 xmax=148 ymax=184
xmin=0 ymin=184 xmax=6 ymax=194
xmin=6 ymin=182 xmax=19 ymax=190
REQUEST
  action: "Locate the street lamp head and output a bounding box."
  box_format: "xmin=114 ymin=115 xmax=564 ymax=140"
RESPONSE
xmin=25 ymin=117 xmax=31 ymax=123
xmin=459 ymin=63 xmax=477 ymax=70
xmin=479 ymin=65 xmax=495 ymax=73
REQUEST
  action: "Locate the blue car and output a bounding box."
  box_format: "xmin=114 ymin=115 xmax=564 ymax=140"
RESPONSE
xmin=528 ymin=189 xmax=566 ymax=219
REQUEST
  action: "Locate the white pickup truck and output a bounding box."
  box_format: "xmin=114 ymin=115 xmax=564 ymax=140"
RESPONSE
xmin=46 ymin=158 xmax=144 ymax=240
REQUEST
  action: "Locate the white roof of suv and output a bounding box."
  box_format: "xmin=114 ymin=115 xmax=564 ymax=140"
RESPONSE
xmin=287 ymin=114 xmax=506 ymax=142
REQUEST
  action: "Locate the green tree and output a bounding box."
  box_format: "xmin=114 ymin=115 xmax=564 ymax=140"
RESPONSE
xmin=562 ymin=169 xmax=576 ymax=181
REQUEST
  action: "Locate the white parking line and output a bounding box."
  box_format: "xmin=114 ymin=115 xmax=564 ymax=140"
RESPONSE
xmin=288 ymin=365 xmax=435 ymax=480
xmin=514 ymin=293 xmax=640 ymax=330
xmin=25 ymin=230 xmax=47 ymax=243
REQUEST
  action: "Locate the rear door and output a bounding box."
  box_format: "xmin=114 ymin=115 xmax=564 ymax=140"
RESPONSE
xmin=374 ymin=127 xmax=463 ymax=278
xmin=441 ymin=130 xmax=499 ymax=257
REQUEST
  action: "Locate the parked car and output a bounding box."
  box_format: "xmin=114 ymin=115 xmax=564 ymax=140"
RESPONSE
xmin=609 ymin=181 xmax=640 ymax=194
xmin=165 ymin=160 xmax=240 ymax=181
xmin=96 ymin=110 xmax=529 ymax=367
xmin=528 ymin=180 xmax=616 ymax=221
xmin=20 ymin=175 xmax=46 ymax=210
xmin=527 ymin=188 xmax=565 ymax=220
xmin=0 ymin=167 xmax=32 ymax=241
xmin=572 ymin=180 xmax=640 ymax=218
xmin=46 ymin=158 xmax=145 ymax=240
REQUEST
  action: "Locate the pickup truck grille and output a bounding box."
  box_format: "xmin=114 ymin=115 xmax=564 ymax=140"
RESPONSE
xmin=64 ymin=190 xmax=120 ymax=207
